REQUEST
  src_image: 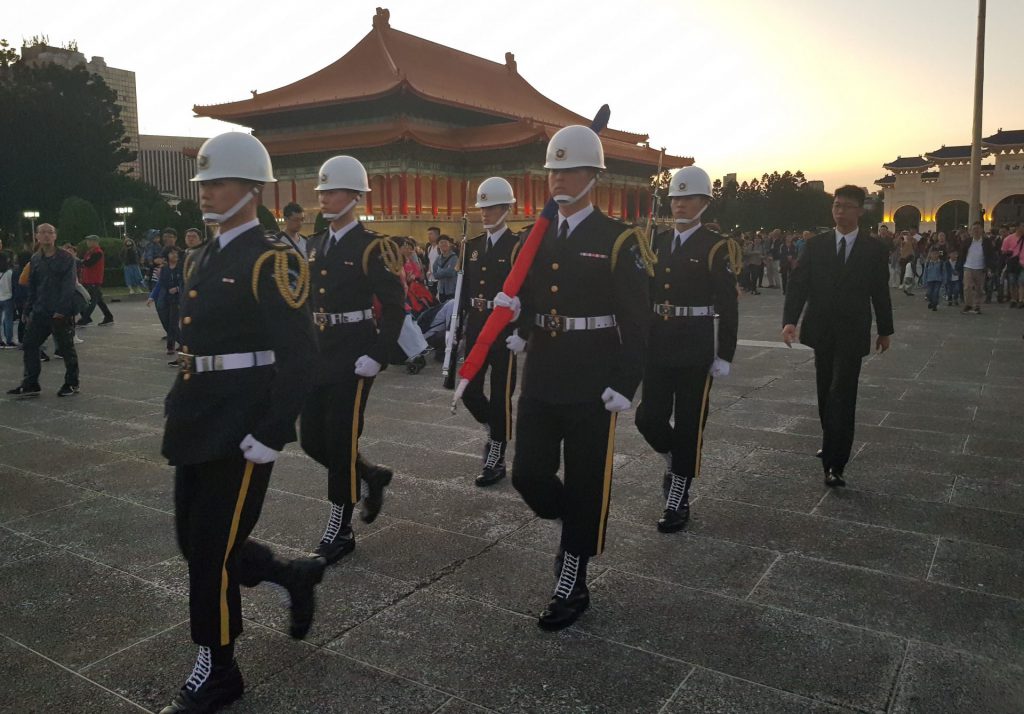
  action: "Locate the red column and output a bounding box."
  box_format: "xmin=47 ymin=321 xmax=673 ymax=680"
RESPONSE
xmin=522 ymin=174 xmax=532 ymax=216
xmin=385 ymin=174 xmax=393 ymax=216
xmin=290 ymin=179 xmax=297 ymax=204
xmin=512 ymin=178 xmax=520 ymax=215
xmin=460 ymin=179 xmax=467 ymax=216
xmin=273 ymin=182 xmax=280 ymax=215
xmin=414 ymin=175 xmax=422 ymax=215
xmin=446 ymin=178 xmax=453 ymax=218
xmin=366 ymin=176 xmax=374 ymax=214
xmin=619 ymin=187 xmax=627 ymax=219
xmin=399 ymin=173 xmax=409 ymax=215
xmin=633 ymin=188 xmax=640 ymax=219
xmin=541 ymin=177 xmax=550 ymax=205
xmin=431 ymin=175 xmax=438 ymax=217
xmin=606 ymin=184 xmax=613 ymax=215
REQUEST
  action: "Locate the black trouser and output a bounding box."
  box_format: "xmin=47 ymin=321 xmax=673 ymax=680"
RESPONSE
xmin=635 ymin=364 xmax=713 ymax=481
xmin=462 ymin=343 xmax=517 ymax=442
xmin=780 ymin=264 xmax=792 ymax=294
xmin=300 ymin=374 xmax=375 ymax=506
xmin=22 ymin=315 xmax=78 ymax=387
xmin=175 ymin=454 xmax=279 ymax=647
xmin=813 ymin=342 xmax=863 ymax=471
xmin=157 ymin=299 xmax=180 ymax=350
xmin=81 ymin=284 xmax=112 ymax=322
xmin=512 ymin=396 xmax=617 ymax=557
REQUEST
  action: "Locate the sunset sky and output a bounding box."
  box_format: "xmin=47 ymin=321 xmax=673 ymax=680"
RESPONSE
xmin=7 ymin=0 xmax=1022 ymax=191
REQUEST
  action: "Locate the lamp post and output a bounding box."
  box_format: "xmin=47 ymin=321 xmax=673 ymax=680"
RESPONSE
xmin=114 ymin=206 xmax=133 ymax=239
xmin=22 ymin=210 xmax=39 ymax=237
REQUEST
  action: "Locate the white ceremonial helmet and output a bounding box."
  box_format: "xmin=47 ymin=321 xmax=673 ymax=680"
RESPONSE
xmin=667 ymin=166 xmax=713 ymax=199
xmin=475 ymin=177 xmax=516 ymax=208
xmin=543 ymin=125 xmax=606 ymax=170
xmin=315 ymin=155 xmax=371 ymax=192
xmin=191 ymin=132 xmax=276 ymax=183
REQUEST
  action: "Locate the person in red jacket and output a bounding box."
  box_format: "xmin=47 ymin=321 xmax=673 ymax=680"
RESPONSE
xmin=78 ymin=236 xmax=114 ymax=326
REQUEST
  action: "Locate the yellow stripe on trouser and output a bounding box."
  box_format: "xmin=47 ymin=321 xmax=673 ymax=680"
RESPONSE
xmin=595 ymin=412 xmax=617 ymax=555
xmin=350 ymin=378 xmax=365 ymax=503
xmin=693 ymin=375 xmax=713 ymax=479
xmin=504 ymin=355 xmax=515 ymax=442
xmin=220 ymin=460 xmax=254 ymax=645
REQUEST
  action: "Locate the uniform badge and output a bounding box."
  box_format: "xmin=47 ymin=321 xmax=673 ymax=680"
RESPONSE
xmin=555 ymin=148 xmax=566 ymax=159
xmin=344 ymin=260 xmax=354 ymax=266
xmin=197 ymin=154 xmax=209 ymax=169
xmin=222 ymin=277 xmax=235 ymax=284
xmin=320 ymin=172 xmax=328 ymax=183
xmin=480 ymin=193 xmax=487 ymax=201
xmin=632 ymin=245 xmax=646 ymax=272
xmin=678 ymin=181 xmax=687 ymax=191
xmin=308 ymin=249 xmax=317 ymax=262
xmin=470 ymin=250 xmax=479 ymax=261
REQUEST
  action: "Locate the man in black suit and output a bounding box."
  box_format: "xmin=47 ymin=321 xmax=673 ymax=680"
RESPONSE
xmin=782 ymin=185 xmax=894 ymax=487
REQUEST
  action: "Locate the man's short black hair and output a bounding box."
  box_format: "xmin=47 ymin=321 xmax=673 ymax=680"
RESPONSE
xmin=427 ymin=226 xmax=441 ymax=234
xmin=283 ymin=202 xmax=304 ymax=218
xmin=438 ymin=234 xmax=452 ymax=244
xmin=162 ymin=227 xmax=179 ymax=237
xmin=834 ymin=185 xmax=866 ymax=207
xmin=185 ymin=227 xmax=202 ymax=237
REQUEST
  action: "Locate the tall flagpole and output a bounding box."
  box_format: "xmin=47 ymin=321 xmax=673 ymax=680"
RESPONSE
xmin=968 ymin=0 xmax=986 ymax=228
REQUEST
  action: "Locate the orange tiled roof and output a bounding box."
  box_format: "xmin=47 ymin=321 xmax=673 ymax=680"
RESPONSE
xmin=194 ymin=8 xmax=651 ymax=147
xmin=259 ymin=117 xmax=690 ymax=168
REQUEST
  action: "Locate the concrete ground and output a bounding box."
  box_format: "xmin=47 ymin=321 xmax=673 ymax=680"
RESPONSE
xmin=1 ymin=287 xmax=1022 ymax=713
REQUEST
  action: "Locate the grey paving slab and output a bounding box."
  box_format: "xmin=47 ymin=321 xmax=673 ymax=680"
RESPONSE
xmin=0 ymin=424 xmax=43 ymax=447
xmin=100 ymin=432 xmax=167 ymax=465
xmin=950 ymin=474 xmax=1024 ymax=515
xmin=829 ymin=466 xmax=957 ymax=504
xmin=0 ymin=551 xmax=185 ymax=669
xmin=686 ymin=498 xmax=936 ymax=577
xmin=56 ymin=457 xmax=173 ymax=512
xmin=80 ymin=621 xmax=316 ymax=713
xmin=434 ymin=698 xmax=497 ymax=714
xmin=581 ymin=570 xmax=904 ymax=711
xmin=1 ymin=637 xmax=145 ymax=713
xmin=890 ymin=642 xmax=1024 ymax=714
xmin=817 ymin=489 xmax=1024 ymax=551
xmin=929 ymin=538 xmax=1024 ymax=601
xmin=0 ymin=439 xmax=125 ymax=477
xmin=6 ymin=496 xmax=178 ymax=572
xmin=750 ymin=555 xmax=1024 ymax=665
xmin=252 ymin=488 xmax=387 ymax=553
xmin=666 ymin=668 xmax=847 ymax=713
xmin=345 ymin=521 xmax=489 ymax=584
xmin=330 ymin=588 xmax=689 ymax=713
xmin=850 ymin=443 xmax=1020 ymax=480
xmin=0 ymin=466 xmax=98 ymax=523
xmin=705 ymin=471 xmax=829 ymax=512
xmin=0 ymin=527 xmax=46 ymax=568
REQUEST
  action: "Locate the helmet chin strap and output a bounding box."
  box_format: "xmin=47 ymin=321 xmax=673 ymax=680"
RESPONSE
xmin=322 ymin=197 xmax=359 ymax=222
xmin=674 ymin=203 xmax=709 ymax=226
xmin=202 ymin=188 xmax=258 ymax=225
xmin=554 ymin=177 xmax=597 ymax=206
xmin=483 ymin=208 xmax=510 ymax=232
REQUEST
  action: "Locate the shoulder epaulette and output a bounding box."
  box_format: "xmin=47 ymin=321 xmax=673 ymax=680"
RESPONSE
xmin=708 ymin=237 xmax=743 ymax=273
xmin=251 ymin=246 xmax=309 ymax=308
xmin=610 ymin=227 xmax=657 ymax=277
xmin=183 ymin=253 xmax=196 ymax=282
xmin=363 ymin=236 xmax=402 ymax=275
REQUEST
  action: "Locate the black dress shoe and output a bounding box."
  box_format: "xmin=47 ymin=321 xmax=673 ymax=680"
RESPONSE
xmin=57 ymin=384 xmax=79 ymax=397
xmin=657 ymin=504 xmax=690 ymax=533
xmin=475 ymin=462 xmax=506 ymax=486
xmin=824 ymin=468 xmax=846 ymax=488
xmin=285 ymin=556 xmax=327 ymax=640
xmin=7 ymin=384 xmax=41 ymax=398
xmin=815 ymin=449 xmax=823 ymax=459
xmin=313 ymin=526 xmax=355 ymax=565
xmin=160 ymin=661 xmax=244 ymax=714
xmin=537 ymin=585 xmax=590 ymax=631
xmin=359 ymin=463 xmax=393 ymax=523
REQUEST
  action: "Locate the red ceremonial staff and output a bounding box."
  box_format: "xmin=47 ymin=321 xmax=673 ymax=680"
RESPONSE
xmin=451 ymin=105 xmax=612 ymax=410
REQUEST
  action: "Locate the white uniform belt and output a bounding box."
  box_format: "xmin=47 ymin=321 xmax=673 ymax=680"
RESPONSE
xmin=534 ymin=314 xmax=617 ymax=332
xmin=470 ymin=298 xmax=494 ymax=310
xmin=654 ymin=304 xmax=716 ymax=317
xmin=180 ymin=350 xmax=275 ymax=373
xmin=313 ymin=309 xmax=374 ymax=326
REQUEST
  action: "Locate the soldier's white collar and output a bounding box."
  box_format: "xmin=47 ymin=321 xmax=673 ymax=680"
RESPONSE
xmin=557 ymin=203 xmax=594 ymax=238
xmin=329 ymin=219 xmax=359 ymax=243
xmin=217 ymin=219 xmax=260 ymax=251
xmin=486 ymin=226 xmax=507 ymax=245
xmin=674 ymin=223 xmax=701 ymax=247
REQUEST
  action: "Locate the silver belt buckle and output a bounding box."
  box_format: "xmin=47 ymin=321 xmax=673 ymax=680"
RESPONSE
xmin=543 ymin=314 xmax=563 ymax=331
xmin=313 ymin=313 xmax=327 ymax=325
xmin=657 ymin=304 xmax=673 ymax=317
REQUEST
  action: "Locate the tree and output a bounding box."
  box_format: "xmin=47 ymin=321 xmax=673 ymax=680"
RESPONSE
xmin=0 ymin=51 xmax=132 ymax=234
xmin=0 ymin=39 xmax=17 ymax=68
xmin=175 ymin=200 xmax=203 ymax=233
xmin=257 ymin=204 xmax=278 ymax=232
xmin=58 ymin=196 xmax=102 ymax=242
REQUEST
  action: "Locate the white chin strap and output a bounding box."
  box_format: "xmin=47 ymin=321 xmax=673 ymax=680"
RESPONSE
xmin=203 ymin=188 xmax=258 ymax=225
xmin=674 ymin=203 xmax=709 ymax=226
xmin=554 ymin=177 xmax=597 ymax=206
xmin=322 ymin=198 xmax=359 ymax=222
xmin=483 ymin=209 xmax=510 ymax=231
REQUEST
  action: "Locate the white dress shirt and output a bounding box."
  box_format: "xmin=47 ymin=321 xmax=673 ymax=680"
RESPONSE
xmin=834 ymin=227 xmax=859 ymax=262
xmin=673 ymin=222 xmax=702 ymax=252
xmin=217 ymin=219 xmax=261 ymax=251
xmin=324 ymin=219 xmax=359 ymax=255
xmin=557 ymin=203 xmax=595 ymax=238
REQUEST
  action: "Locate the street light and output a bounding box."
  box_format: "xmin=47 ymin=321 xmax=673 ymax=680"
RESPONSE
xmin=115 ymin=206 xmax=133 ymax=238
xmin=23 ymin=210 xmax=39 ymax=236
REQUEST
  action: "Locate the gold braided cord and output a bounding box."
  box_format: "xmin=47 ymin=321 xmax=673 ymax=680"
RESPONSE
xmin=610 ymin=227 xmax=657 ymax=277
xmin=251 ymin=248 xmax=309 ymax=308
xmin=708 ymin=238 xmax=744 ymax=273
xmin=363 ymin=237 xmax=403 ymax=275
xmin=184 ymin=255 xmax=195 ymax=282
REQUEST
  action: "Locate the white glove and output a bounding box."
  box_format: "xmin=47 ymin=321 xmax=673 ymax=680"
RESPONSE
xmin=709 ymin=358 xmax=731 ymax=378
xmin=506 ymin=330 xmax=527 ymax=353
xmin=354 ymin=355 xmax=382 ymax=378
xmin=493 ymin=291 xmax=521 ymax=321
xmin=601 ymin=387 xmax=631 ymax=413
xmin=240 ymin=434 xmax=280 ymax=464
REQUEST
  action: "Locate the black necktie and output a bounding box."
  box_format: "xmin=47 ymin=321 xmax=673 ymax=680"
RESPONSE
xmin=326 ymin=233 xmax=338 ymax=255
xmin=673 ymin=234 xmax=682 ymax=254
xmin=200 ymin=239 xmax=220 ymax=270
xmin=558 ymin=221 xmax=569 ymax=242
xmin=838 ymin=236 xmax=847 ymax=266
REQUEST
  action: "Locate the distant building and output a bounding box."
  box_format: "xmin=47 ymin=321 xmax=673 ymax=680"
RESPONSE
xmin=138 ymin=135 xmax=205 ymax=204
xmin=723 ymin=173 xmax=737 ymax=186
xmin=21 ymin=44 xmax=140 ymax=175
xmin=804 ymin=180 xmax=825 ymax=192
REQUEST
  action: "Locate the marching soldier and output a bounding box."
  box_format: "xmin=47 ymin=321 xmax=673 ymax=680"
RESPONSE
xmin=300 ymin=155 xmax=405 ymax=564
xmin=635 ymin=166 xmax=739 ymax=532
xmin=160 ymin=132 xmax=324 ymax=714
xmin=460 ymin=177 xmax=522 ymax=486
xmin=499 ymin=125 xmax=652 ymax=630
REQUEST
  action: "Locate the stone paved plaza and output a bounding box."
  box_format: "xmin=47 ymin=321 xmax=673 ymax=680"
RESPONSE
xmin=1 ymin=290 xmax=1023 ymax=713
